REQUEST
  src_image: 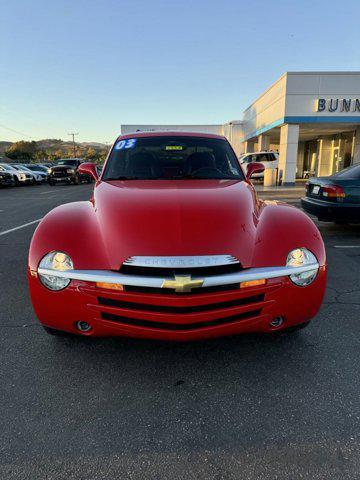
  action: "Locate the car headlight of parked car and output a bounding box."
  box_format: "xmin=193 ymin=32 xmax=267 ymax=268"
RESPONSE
xmin=38 ymin=251 xmax=73 ymax=290
xmin=286 ymin=248 xmax=318 ymax=286
xmin=67 ymin=168 xmax=75 ymax=174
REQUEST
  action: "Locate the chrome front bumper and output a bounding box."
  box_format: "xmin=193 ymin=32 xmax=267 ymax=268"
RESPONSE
xmin=37 ymin=263 xmax=320 ymax=289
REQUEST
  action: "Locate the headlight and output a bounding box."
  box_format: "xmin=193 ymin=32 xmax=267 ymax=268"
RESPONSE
xmin=286 ymin=248 xmax=318 ymax=286
xmin=67 ymin=169 xmax=75 ymax=173
xmin=38 ymin=251 xmax=73 ymax=290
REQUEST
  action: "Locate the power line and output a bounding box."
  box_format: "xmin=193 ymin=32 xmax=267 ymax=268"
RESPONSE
xmin=0 ymin=124 xmax=36 ymax=140
xmin=68 ymin=132 xmax=79 ymax=157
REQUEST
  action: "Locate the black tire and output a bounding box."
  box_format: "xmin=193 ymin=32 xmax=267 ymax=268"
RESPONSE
xmin=14 ymin=176 xmax=20 ymax=186
xmin=43 ymin=326 xmax=72 ymax=337
xmin=49 ymin=180 xmax=55 ymax=186
xmin=73 ymin=174 xmax=80 ymax=185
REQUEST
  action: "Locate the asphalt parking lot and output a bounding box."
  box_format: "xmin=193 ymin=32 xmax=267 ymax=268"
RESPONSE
xmin=1 ymin=183 xmax=360 ymax=480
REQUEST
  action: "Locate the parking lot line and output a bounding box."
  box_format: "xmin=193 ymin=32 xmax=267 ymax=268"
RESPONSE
xmin=0 ymin=219 xmax=42 ymax=236
xmin=333 ymin=245 xmax=360 ymax=248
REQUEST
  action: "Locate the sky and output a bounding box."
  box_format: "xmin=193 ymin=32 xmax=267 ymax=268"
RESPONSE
xmin=1 ymin=0 xmax=360 ymax=143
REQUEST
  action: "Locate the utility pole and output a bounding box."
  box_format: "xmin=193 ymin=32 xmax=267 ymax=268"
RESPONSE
xmin=68 ymin=132 xmax=79 ymax=158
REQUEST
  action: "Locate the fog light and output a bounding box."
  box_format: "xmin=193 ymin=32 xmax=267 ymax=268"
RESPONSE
xmin=270 ymin=317 xmax=284 ymax=328
xmin=76 ymin=321 xmax=92 ymax=332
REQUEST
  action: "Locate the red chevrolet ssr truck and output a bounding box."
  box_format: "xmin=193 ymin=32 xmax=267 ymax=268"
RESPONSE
xmin=28 ymin=132 xmax=326 ymax=341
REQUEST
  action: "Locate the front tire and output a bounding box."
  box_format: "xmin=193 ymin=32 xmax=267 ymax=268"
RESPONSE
xmin=73 ymin=174 xmax=80 ymax=185
xmin=42 ymin=326 xmax=73 ymax=337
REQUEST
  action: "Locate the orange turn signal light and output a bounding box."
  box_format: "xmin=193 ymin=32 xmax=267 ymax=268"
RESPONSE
xmin=240 ymin=279 xmax=266 ymax=289
xmin=96 ymin=282 xmax=124 ymax=291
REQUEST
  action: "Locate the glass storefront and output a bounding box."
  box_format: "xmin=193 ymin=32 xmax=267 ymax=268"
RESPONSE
xmin=298 ymin=131 xmax=355 ymax=179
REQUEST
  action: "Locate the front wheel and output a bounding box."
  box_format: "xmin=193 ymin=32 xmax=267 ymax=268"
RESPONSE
xmin=72 ymin=174 xmax=80 ymax=185
xmin=43 ymin=326 xmax=73 ymax=337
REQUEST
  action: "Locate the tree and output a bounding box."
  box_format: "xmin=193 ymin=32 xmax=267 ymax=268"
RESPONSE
xmin=5 ymin=141 xmax=37 ymax=160
xmin=85 ymin=147 xmax=98 ymax=161
xmin=33 ymin=149 xmax=48 ymax=161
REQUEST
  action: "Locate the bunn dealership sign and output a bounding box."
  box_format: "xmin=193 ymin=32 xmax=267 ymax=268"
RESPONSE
xmin=316 ymin=98 xmax=360 ymax=112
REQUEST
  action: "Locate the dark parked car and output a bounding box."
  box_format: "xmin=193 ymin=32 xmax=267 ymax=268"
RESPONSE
xmin=301 ymin=164 xmax=360 ymax=223
xmin=48 ymin=159 xmax=92 ymax=185
xmin=0 ymin=167 xmax=15 ymax=187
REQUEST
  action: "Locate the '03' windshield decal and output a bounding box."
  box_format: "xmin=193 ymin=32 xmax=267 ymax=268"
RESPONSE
xmin=115 ymin=138 xmax=137 ymax=150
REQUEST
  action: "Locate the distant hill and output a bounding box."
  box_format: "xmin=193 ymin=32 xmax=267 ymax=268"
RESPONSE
xmin=0 ymin=138 xmax=109 ymax=162
xmin=0 ymin=139 xmax=108 ymax=154
xmin=0 ymin=142 xmax=13 ymax=154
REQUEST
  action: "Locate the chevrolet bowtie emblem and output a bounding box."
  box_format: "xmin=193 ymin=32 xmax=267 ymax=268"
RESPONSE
xmin=162 ymin=275 xmax=204 ymax=293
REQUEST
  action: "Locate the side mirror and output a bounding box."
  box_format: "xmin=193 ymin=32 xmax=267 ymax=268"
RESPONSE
xmin=78 ymin=162 xmax=99 ymax=181
xmin=246 ymin=162 xmax=265 ymax=180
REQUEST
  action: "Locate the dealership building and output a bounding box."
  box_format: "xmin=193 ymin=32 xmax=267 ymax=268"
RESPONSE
xmin=121 ymin=71 xmax=360 ymax=185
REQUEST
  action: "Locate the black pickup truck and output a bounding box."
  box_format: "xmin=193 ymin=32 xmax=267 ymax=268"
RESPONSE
xmin=48 ymin=158 xmax=93 ymax=185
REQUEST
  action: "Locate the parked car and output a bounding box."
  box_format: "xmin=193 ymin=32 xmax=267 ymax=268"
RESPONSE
xmin=301 ymin=164 xmax=360 ymax=223
xmin=48 ymin=158 xmax=92 ymax=185
xmin=0 ymin=166 xmax=15 ymax=187
xmin=17 ymin=164 xmax=45 ymax=184
xmin=239 ymin=151 xmax=279 ymax=179
xmin=29 ymin=132 xmax=326 ymax=340
xmin=23 ymin=164 xmax=49 ymax=182
xmin=0 ymin=163 xmax=33 ymax=185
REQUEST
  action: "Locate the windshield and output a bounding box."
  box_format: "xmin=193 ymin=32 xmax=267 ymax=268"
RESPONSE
xmin=18 ymin=165 xmax=32 ymax=172
xmin=26 ymin=165 xmax=44 ymax=172
xmin=0 ymin=164 xmax=13 ymax=172
xmin=103 ymin=136 xmax=244 ymax=181
xmin=57 ymin=159 xmax=79 ymax=166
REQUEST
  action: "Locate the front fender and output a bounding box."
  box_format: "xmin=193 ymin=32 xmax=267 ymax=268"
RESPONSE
xmin=28 ymin=201 xmax=110 ymax=271
xmin=251 ymin=201 xmax=326 ymax=268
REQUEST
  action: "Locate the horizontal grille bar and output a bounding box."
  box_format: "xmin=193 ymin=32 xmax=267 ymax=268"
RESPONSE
xmin=97 ymin=294 xmax=265 ymax=314
xmin=100 ymin=309 xmax=262 ymax=331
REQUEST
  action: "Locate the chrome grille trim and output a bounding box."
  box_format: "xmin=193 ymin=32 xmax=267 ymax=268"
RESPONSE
xmin=123 ymin=255 xmax=239 ymax=268
xmin=37 ymin=263 xmax=319 ymax=288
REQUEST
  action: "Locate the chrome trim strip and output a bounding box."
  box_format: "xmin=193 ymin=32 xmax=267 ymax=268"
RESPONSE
xmin=123 ymin=255 xmax=239 ymax=268
xmin=38 ymin=263 xmax=319 ymax=288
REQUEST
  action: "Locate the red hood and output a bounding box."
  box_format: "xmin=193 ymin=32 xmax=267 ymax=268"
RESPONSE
xmin=93 ymin=179 xmax=260 ymax=269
